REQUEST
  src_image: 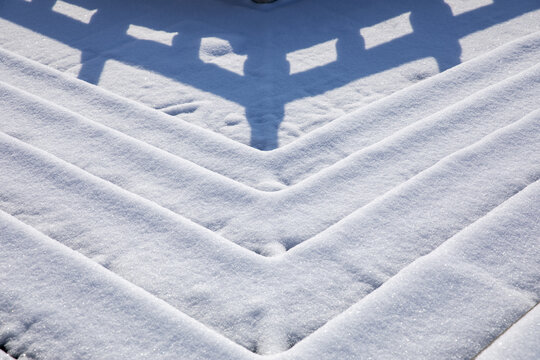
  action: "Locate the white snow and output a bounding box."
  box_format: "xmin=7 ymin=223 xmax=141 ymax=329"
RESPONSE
xmin=199 ymin=37 xmax=248 ymax=76
xmin=360 ymin=11 xmax=413 ymax=50
xmin=444 ymin=0 xmax=494 ymax=16
xmin=51 ymin=1 xmax=97 ymax=24
xmin=126 ymin=25 xmax=178 ymax=47
xmin=477 ymin=304 xmax=540 ymax=360
xmin=286 ymin=39 xmax=338 ymax=75
xmin=0 ymin=351 xmax=14 ymax=360
xmin=0 ymin=0 xmax=539 ymax=359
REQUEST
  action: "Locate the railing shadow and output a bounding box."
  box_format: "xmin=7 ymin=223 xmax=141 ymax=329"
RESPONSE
xmin=1 ymin=0 xmax=538 ymax=149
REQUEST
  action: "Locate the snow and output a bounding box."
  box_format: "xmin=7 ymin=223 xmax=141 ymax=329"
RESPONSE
xmin=0 ymin=0 xmax=539 ymax=359
xmin=288 ymin=180 xmax=540 ymax=359
xmin=0 ymin=351 xmax=14 ymax=360
xmin=477 ymin=304 xmax=540 ymax=360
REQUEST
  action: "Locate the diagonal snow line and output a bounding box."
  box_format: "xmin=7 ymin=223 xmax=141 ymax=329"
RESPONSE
xmin=472 ymin=302 xmax=540 ymax=359
xmin=1 ymin=31 xmax=540 ymax=189
xmin=220 ymin=102 xmax=540 ymax=250
xmin=272 ymin=30 xmax=540 ymax=152
xmin=0 ymin=104 xmax=538 ymax=258
xmin=282 ymin=62 xmax=540 ymax=192
xmin=3 ymin=28 xmax=536 ymax=183
xmin=474 ymin=302 xmax=540 ymax=359
xmin=284 ymin=180 xmax=540 ymax=359
xmin=291 ymin=178 xmax=540 ymax=349
xmin=3 ymin=106 xmax=535 ymax=258
xmin=0 ymin=350 xmax=14 ymax=360
xmin=5 ymin=105 xmax=540 ymax=283
xmin=270 ymin=33 xmax=540 ymax=184
xmin=0 ymin=80 xmax=261 ymax=195
xmin=274 ymin=136 xmax=540 ymax=344
xmin=1 ymin=61 xmax=536 ymax=197
xmin=0 ymin=45 xmax=266 ymax=178
xmin=2 ymin=177 xmax=539 ymax=359
xmin=1 ymin=62 xmax=539 ymax=251
xmin=0 ymin=73 xmax=260 ymax=191
xmin=0 ymin=132 xmax=264 ymax=261
xmin=1 ymin=171 xmax=537 ymax=359
xmin=1 ymin=178 xmax=538 ymax=359
xmin=0 ymin=45 xmax=259 ymax=152
xmin=2 ymin=55 xmax=537 ymax=199
xmin=0 ymin=210 xmax=256 ymax=350
xmin=233 ymin=64 xmax=540 ymax=244
xmin=0 ymin=100 xmax=531 ymax=258
xmin=1 ymin=112 xmax=538 ymax=351
xmin=0 ymin=210 xmax=257 ymax=360
xmin=285 ymin=107 xmax=540 ymax=255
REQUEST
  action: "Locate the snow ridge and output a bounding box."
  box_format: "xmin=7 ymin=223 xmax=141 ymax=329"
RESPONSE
xmin=1 ymin=31 xmax=540 ymax=189
xmin=1 ymin=8 xmax=539 ymax=360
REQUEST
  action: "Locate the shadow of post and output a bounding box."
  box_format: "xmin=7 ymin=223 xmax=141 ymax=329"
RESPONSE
xmin=242 ymin=36 xmax=289 ymax=150
xmin=77 ymin=3 xmax=132 ymax=84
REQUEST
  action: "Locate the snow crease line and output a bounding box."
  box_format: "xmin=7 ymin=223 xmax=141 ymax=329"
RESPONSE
xmin=0 ymin=58 xmax=533 ymax=204
xmin=0 ymin=132 xmax=264 ymax=261
xmin=472 ymin=302 xmax=540 ymax=359
xmin=0 ymin=80 xmax=260 ymax=194
xmin=0 ymin=176 xmax=537 ymax=358
xmin=1 ymin=57 xmax=538 ymax=229
xmin=0 ymin=210 xmax=258 ymax=359
xmin=1 ymin=62 xmax=538 ymax=239
xmin=0 ymin=105 xmax=538 ymax=258
xmin=1 ymin=123 xmax=540 ymax=352
xmin=285 ymin=108 xmax=540 ymax=254
xmin=0 ymin=31 xmax=539 ymax=189
xmin=285 ymin=179 xmax=540 ymax=358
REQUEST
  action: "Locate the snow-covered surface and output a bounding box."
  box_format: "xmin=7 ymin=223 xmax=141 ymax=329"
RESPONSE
xmin=0 ymin=351 xmax=14 ymax=360
xmin=0 ymin=0 xmax=539 ymax=359
xmin=477 ymin=304 xmax=540 ymax=360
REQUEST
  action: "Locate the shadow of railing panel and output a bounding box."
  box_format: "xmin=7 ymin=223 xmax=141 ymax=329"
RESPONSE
xmin=1 ymin=0 xmax=538 ymax=149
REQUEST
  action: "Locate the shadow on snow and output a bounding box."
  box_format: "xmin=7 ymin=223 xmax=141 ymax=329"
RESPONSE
xmin=1 ymin=0 xmax=538 ymax=149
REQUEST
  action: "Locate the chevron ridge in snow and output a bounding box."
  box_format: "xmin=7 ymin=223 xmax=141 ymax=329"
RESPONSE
xmin=1 ymin=61 xmax=539 ymax=252
xmin=1 ymin=4 xmax=539 ymax=357
xmin=0 ymin=31 xmax=539 ymax=190
xmin=1 ymin=178 xmax=538 ymax=358
xmin=1 ymin=106 xmax=538 ymax=351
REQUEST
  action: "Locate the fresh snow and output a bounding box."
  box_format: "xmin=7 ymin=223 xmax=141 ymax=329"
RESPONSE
xmin=0 ymin=0 xmax=539 ymax=359
xmin=477 ymin=304 xmax=540 ymax=360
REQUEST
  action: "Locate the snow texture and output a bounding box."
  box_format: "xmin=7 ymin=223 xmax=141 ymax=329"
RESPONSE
xmin=0 ymin=0 xmax=539 ymax=359
xmin=477 ymin=304 xmax=540 ymax=360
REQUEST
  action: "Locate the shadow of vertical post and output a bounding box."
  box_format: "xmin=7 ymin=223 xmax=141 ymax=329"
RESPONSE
xmin=243 ymin=39 xmax=289 ymax=150
xmin=409 ymin=0 xmax=462 ymax=71
xmin=77 ymin=3 xmax=131 ymax=84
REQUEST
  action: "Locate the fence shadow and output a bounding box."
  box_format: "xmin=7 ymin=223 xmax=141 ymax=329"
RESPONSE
xmin=1 ymin=0 xmax=538 ymax=149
